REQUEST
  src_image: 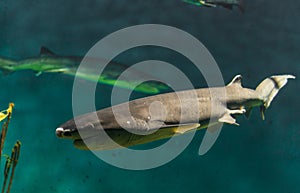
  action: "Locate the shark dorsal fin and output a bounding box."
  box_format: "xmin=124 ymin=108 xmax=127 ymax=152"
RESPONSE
xmin=40 ymin=47 xmax=56 ymax=56
xmin=227 ymin=75 xmax=242 ymax=86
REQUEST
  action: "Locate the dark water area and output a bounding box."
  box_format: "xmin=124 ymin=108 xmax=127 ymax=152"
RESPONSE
xmin=0 ymin=0 xmax=299 ymax=192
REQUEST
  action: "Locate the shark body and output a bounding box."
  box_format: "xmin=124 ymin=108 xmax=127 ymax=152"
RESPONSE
xmin=0 ymin=47 xmax=169 ymax=94
xmin=56 ymin=74 xmax=295 ymax=150
xmin=184 ymin=0 xmax=245 ymax=12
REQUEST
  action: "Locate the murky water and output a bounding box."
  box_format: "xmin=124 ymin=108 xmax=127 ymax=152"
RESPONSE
xmin=0 ymin=0 xmax=299 ymax=192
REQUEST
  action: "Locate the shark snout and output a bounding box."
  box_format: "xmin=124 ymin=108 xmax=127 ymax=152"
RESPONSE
xmin=55 ymin=118 xmax=83 ymax=139
xmin=55 ymin=120 xmax=95 ymax=140
xmin=55 ymin=127 xmax=64 ymax=137
xmin=55 ymin=127 xmax=75 ymax=138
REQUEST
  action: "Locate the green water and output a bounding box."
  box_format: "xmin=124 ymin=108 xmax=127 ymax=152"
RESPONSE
xmin=0 ymin=0 xmax=299 ymax=192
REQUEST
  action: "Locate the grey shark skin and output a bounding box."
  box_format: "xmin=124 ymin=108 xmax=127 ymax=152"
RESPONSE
xmin=56 ymin=74 xmax=295 ymax=150
xmin=201 ymin=0 xmax=245 ymax=12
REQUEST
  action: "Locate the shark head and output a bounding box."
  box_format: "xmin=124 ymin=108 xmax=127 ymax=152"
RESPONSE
xmin=0 ymin=57 xmax=17 ymax=74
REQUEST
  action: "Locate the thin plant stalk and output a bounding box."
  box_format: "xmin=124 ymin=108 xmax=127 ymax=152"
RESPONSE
xmin=6 ymin=141 xmax=21 ymax=193
xmin=0 ymin=103 xmax=20 ymax=193
xmin=1 ymin=157 xmax=11 ymax=193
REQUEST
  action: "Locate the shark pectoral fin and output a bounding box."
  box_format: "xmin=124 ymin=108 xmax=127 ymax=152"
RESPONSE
xmin=173 ymin=123 xmax=200 ymax=134
xmin=219 ymin=108 xmax=245 ymax=125
xmin=35 ymin=71 xmax=42 ymax=76
xmin=245 ymin=107 xmax=253 ymax=119
xmin=218 ymin=113 xmax=239 ymax=125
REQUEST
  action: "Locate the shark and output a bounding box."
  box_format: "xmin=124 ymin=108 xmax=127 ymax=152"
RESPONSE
xmin=0 ymin=47 xmax=169 ymax=94
xmin=56 ymin=74 xmax=295 ymax=150
xmin=183 ymin=0 xmax=245 ymax=13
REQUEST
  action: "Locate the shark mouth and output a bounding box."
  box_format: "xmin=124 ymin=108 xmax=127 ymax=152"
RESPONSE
xmin=55 ymin=127 xmax=104 ymax=143
xmin=55 ymin=127 xmax=81 ymax=140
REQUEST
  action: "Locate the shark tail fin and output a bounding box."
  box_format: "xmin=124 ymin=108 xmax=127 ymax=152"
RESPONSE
xmin=256 ymin=75 xmax=295 ymax=120
xmin=237 ymin=0 xmax=245 ymax=13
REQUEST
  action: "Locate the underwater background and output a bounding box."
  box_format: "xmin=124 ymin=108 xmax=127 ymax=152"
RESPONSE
xmin=0 ymin=0 xmax=299 ymax=192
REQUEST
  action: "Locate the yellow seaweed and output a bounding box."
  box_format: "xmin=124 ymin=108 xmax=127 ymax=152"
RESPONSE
xmin=0 ymin=103 xmax=14 ymax=122
xmin=0 ymin=103 xmax=21 ymax=193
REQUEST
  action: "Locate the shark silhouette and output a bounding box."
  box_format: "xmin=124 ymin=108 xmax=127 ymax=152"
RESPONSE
xmin=0 ymin=47 xmax=169 ymax=94
xmin=56 ymin=74 xmax=295 ymax=151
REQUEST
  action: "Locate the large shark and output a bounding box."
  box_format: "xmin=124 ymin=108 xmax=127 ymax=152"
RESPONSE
xmin=56 ymin=74 xmax=295 ymax=150
xmin=183 ymin=0 xmax=245 ymax=12
xmin=0 ymin=47 xmax=169 ymax=94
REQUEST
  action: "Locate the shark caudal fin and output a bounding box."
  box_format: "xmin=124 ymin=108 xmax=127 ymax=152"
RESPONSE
xmin=237 ymin=0 xmax=245 ymax=13
xmin=256 ymin=74 xmax=295 ymax=119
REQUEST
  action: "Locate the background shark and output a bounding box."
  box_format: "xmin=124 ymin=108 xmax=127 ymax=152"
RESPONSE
xmin=183 ymin=0 xmax=245 ymax=12
xmin=0 ymin=47 xmax=169 ymax=94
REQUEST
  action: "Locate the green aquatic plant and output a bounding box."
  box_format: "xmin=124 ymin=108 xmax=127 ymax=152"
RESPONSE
xmin=0 ymin=103 xmax=21 ymax=193
xmin=0 ymin=47 xmax=170 ymax=94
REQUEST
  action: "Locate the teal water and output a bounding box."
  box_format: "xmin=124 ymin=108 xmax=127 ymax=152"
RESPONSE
xmin=0 ymin=0 xmax=299 ymax=192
